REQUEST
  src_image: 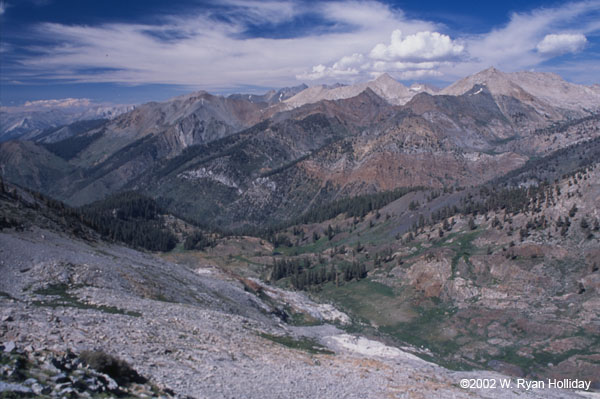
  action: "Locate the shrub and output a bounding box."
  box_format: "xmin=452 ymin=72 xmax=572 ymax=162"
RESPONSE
xmin=80 ymin=350 xmax=146 ymax=385
xmin=184 ymin=230 xmax=216 ymax=251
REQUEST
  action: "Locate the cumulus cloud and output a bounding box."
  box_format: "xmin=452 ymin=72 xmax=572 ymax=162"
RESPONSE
xmin=369 ymin=30 xmax=464 ymax=62
xmin=299 ymin=29 xmax=462 ymax=81
xmin=297 ymin=64 xmax=357 ymax=80
xmin=536 ymin=33 xmax=587 ymax=55
xmin=333 ymin=53 xmax=365 ymax=70
xmin=297 ymin=53 xmax=366 ymax=80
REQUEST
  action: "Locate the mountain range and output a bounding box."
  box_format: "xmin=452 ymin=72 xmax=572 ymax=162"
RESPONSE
xmin=0 ymin=99 xmax=135 ymax=142
xmin=1 ymin=67 xmax=599 ymax=229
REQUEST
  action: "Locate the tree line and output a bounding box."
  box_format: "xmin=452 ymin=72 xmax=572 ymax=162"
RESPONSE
xmin=4 ymin=184 xmax=178 ymax=252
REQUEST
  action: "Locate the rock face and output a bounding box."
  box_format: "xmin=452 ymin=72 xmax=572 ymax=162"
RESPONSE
xmin=0 ymin=348 xmax=161 ymax=398
xmin=0 ymin=187 xmax=586 ymax=398
xmin=403 ymin=250 xmax=453 ymax=298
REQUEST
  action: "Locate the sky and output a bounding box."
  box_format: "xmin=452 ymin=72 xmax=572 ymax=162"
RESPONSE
xmin=0 ymin=0 xmax=599 ymax=106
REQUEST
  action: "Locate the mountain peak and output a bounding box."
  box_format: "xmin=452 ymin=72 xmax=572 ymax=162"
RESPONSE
xmin=373 ymin=73 xmax=396 ymax=83
xmin=441 ymin=66 xmax=514 ymax=96
xmin=476 ymin=66 xmax=509 ymax=81
xmin=482 ymin=66 xmax=500 ymax=74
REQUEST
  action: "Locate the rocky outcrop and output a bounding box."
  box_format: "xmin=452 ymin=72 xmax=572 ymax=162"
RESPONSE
xmin=0 ymin=345 xmax=165 ymax=398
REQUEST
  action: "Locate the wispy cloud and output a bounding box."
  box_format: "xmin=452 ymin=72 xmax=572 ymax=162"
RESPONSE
xmin=9 ymin=1 xmax=437 ymax=89
xmin=0 ymin=1 xmax=7 ymax=16
xmin=4 ymin=0 xmax=600 ymax=90
xmin=440 ymin=0 xmax=600 ymax=80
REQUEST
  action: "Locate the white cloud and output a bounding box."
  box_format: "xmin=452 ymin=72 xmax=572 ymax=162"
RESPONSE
xmin=370 ymin=30 xmax=464 ymax=62
xmin=0 ymin=1 xmax=6 ymax=16
xmin=297 ymin=64 xmax=357 ymax=80
xmin=369 ymin=60 xmax=444 ymax=80
xmin=433 ymin=0 xmax=600 ymax=83
xmin=299 ymin=29 xmax=462 ymax=81
xmin=297 ymin=1 xmax=600 ymax=85
xmin=298 ymin=53 xmax=366 ymax=80
xmin=12 ymin=1 xmax=439 ymax=89
xmin=4 ymin=0 xmax=600 ymax=89
xmin=397 ymin=69 xmax=443 ymax=80
xmin=332 ymin=53 xmax=364 ymax=70
xmin=371 ymin=60 xmax=439 ymax=71
xmin=23 ymin=98 xmax=92 ymax=108
xmin=536 ymin=33 xmax=587 ymax=55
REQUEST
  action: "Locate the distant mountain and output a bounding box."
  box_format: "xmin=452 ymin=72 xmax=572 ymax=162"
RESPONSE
xmin=0 ymin=67 xmax=598 ymax=228
xmin=227 ymin=84 xmax=308 ymax=105
xmin=284 ymin=73 xmax=418 ymax=108
xmin=441 ymin=67 xmax=600 ymax=115
xmin=509 ymin=70 xmax=600 ymax=112
xmin=409 ymin=82 xmax=440 ymax=93
xmin=0 ymin=99 xmax=134 ymax=142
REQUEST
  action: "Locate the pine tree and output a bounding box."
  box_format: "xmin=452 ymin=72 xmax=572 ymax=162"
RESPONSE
xmin=468 ymin=217 xmax=477 ymax=230
xmin=569 ymin=204 xmax=578 ymax=218
xmin=327 ymin=224 xmax=334 ymax=240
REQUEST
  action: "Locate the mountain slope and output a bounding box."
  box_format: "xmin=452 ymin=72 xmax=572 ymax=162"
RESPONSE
xmin=0 ymin=141 xmax=76 ymax=196
xmin=0 ymin=182 xmax=577 ymax=398
xmin=260 ymin=144 xmax=600 ymax=384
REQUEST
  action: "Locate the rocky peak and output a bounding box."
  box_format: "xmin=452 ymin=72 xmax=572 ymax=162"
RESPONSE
xmin=481 ymin=66 xmax=500 ymax=75
xmin=373 ymin=73 xmax=396 ymax=84
xmin=441 ymin=66 xmax=521 ymax=98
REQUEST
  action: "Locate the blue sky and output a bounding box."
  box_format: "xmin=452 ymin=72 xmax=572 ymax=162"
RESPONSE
xmin=1 ymin=0 xmax=599 ymax=106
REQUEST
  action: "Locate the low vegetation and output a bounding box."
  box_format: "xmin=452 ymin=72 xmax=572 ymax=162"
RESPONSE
xmin=80 ymin=350 xmax=146 ymax=385
xmin=33 ymin=284 xmax=141 ymax=317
